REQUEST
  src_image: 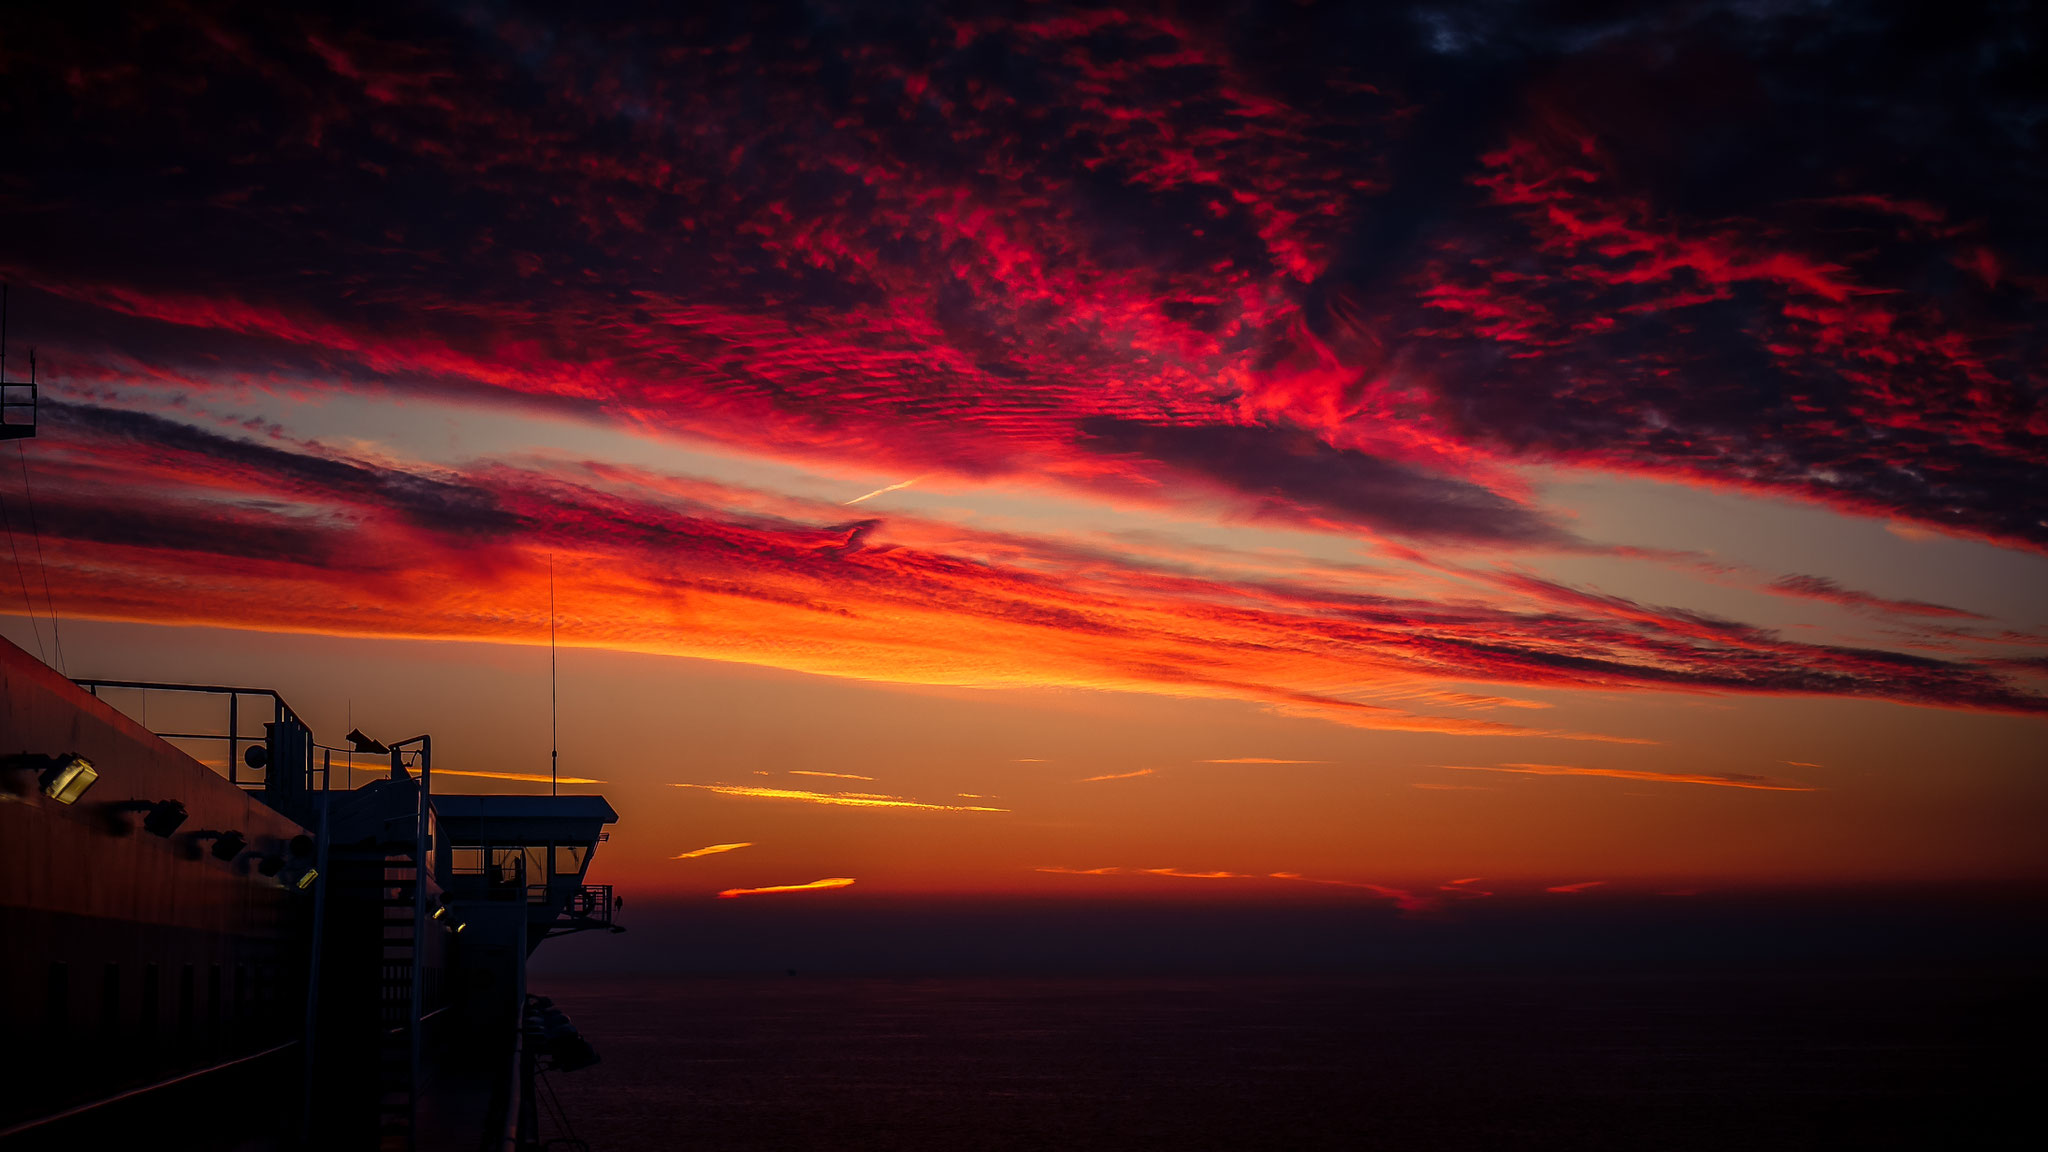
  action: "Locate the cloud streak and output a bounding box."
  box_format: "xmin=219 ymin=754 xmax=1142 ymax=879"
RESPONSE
xmin=1436 ymin=764 xmax=1818 ymax=792
xmin=671 ymin=842 xmax=754 ymax=860
xmin=673 ymin=784 xmax=1007 ymax=812
xmin=717 ymin=877 xmax=856 ymax=899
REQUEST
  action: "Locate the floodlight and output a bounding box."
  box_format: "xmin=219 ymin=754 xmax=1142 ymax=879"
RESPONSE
xmin=107 ymin=798 xmax=188 ymax=837
xmin=345 ymin=728 xmax=390 ymax=755
xmin=40 ymin=754 xmax=97 ymax=803
xmin=143 ymin=799 xmax=189 ymax=836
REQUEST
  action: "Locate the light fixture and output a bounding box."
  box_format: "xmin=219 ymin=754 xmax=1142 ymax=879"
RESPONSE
xmin=144 ymin=800 xmax=189 ymax=837
xmin=294 ymin=867 xmax=319 ymax=889
xmin=345 ymin=728 xmax=389 ymax=755
xmin=106 ymin=798 xmax=188 ymax=837
xmin=40 ymin=754 xmax=97 ymax=804
xmin=244 ymin=745 xmax=269 ymax=770
xmin=3 ymin=753 xmax=97 ymax=802
xmin=191 ymin=829 xmax=248 ymax=861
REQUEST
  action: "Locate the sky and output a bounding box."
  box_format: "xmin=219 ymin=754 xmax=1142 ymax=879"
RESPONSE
xmin=0 ymin=0 xmax=2043 ymax=917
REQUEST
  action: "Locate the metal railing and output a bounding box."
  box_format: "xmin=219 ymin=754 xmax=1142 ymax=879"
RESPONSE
xmin=0 ymin=379 xmax=31 ymax=439
xmin=74 ymin=679 xmax=325 ymax=793
xmin=563 ymin=885 xmax=616 ymax=925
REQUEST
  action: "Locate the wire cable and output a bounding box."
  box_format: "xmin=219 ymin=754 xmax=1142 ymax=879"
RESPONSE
xmin=14 ymin=440 xmax=63 ymax=673
xmin=0 ymin=478 xmax=45 ymax=664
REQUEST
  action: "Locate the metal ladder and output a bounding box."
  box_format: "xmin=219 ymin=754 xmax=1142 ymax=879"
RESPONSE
xmin=377 ymin=853 xmax=422 ymax=1151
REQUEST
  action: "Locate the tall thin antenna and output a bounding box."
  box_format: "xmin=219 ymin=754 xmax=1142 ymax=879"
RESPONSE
xmin=550 ymin=554 xmax=558 ymax=797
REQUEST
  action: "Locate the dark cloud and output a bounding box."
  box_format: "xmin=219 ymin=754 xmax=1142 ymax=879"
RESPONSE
xmin=16 ymin=403 xmax=2044 ymax=719
xmin=0 ymin=1 xmax=2039 ymax=548
xmin=1078 ymin=417 xmax=1568 ymax=545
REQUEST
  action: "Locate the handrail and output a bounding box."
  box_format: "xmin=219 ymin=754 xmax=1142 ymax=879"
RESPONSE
xmin=71 ymin=678 xmax=323 ymax=792
xmin=499 ymin=1003 xmax=525 ymax=1152
xmin=0 ymin=1040 xmax=299 ymax=1140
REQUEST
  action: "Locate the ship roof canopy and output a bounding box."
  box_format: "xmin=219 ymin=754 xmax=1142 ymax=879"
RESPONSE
xmin=432 ymin=793 xmax=617 ymax=845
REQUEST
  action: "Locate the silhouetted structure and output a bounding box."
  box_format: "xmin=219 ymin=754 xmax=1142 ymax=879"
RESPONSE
xmin=0 ymin=638 xmax=621 ymax=1149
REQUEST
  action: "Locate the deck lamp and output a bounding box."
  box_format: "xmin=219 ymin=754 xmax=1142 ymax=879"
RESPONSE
xmin=144 ymin=799 xmax=188 ymax=836
xmin=192 ymin=829 xmax=248 ymax=861
xmin=3 ymin=752 xmax=97 ymax=802
xmin=107 ymin=798 xmax=189 ymax=836
xmin=345 ymin=728 xmax=390 ymax=755
xmin=40 ymin=754 xmax=97 ymax=803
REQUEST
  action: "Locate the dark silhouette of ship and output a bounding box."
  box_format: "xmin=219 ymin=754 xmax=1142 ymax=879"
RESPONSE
xmin=0 ymin=622 xmax=622 ymax=1150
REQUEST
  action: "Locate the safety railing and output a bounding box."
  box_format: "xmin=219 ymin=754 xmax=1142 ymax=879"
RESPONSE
xmin=74 ymin=679 xmax=325 ymax=793
xmin=563 ymin=885 xmax=616 ymax=925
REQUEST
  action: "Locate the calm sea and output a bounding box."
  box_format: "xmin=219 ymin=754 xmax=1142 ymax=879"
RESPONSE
xmin=530 ymin=972 xmax=2036 ymax=1151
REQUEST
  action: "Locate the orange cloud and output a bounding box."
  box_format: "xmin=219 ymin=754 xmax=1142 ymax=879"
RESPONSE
xmin=717 ymin=877 xmax=856 ymax=898
xmin=790 ymin=770 xmax=876 ymax=781
xmin=670 ymin=842 xmax=754 ymax=860
xmin=1198 ymin=757 xmax=1328 ymax=764
xmin=1546 ymin=880 xmax=1606 ymax=894
xmin=1035 ymin=866 xmax=1122 ymax=875
xmin=1082 ymin=768 xmax=1155 ymax=782
xmin=1436 ymin=763 xmax=1818 ymax=791
xmin=1139 ymin=868 xmax=1256 ymax=879
xmin=673 ymin=783 xmax=1008 ymax=811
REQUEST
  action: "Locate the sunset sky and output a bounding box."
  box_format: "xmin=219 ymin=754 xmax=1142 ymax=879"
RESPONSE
xmin=1 ymin=1 xmax=2042 ymax=912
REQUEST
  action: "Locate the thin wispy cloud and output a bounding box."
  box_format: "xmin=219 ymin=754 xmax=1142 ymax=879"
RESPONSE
xmin=673 ymin=783 xmax=1008 ymax=811
xmin=843 ymin=475 xmax=927 ymax=506
xmin=671 ymin=842 xmax=754 ymax=860
xmin=1546 ymin=881 xmax=1607 ymax=894
xmin=717 ymin=877 xmax=856 ymax=898
xmin=1436 ymin=764 xmax=1818 ymax=792
xmin=790 ymin=770 xmax=876 ymax=781
xmin=1082 ymin=768 xmax=1154 ymax=782
xmin=1198 ymin=757 xmax=1328 ymax=764
xmin=1035 ymin=864 xmax=1444 ymax=914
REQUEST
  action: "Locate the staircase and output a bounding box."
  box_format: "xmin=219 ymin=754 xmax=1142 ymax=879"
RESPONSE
xmin=377 ymin=854 xmax=423 ymax=1150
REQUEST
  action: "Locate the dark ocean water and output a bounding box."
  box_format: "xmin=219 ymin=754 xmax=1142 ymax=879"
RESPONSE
xmin=531 ymin=972 xmax=2040 ymax=1151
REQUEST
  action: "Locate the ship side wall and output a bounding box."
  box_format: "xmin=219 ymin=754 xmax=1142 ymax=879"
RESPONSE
xmin=0 ymin=638 xmax=312 ymax=1132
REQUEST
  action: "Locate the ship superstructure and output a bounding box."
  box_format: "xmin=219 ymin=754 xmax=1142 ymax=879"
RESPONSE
xmin=0 ymin=635 xmax=620 ymax=1150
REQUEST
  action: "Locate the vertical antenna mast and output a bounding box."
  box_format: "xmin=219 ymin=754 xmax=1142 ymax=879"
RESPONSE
xmin=550 ymin=554 xmax=558 ymax=797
